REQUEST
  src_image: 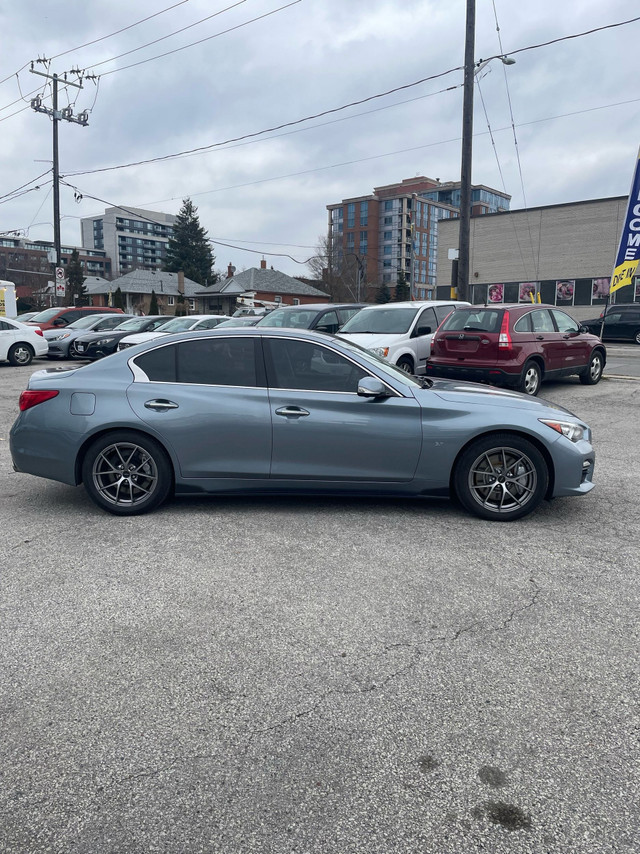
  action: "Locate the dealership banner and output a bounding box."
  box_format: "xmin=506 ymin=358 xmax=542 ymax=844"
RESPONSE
xmin=611 ymin=146 xmax=640 ymax=293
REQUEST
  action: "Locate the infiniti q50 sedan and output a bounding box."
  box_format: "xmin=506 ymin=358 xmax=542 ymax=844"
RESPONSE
xmin=10 ymin=328 xmax=596 ymax=521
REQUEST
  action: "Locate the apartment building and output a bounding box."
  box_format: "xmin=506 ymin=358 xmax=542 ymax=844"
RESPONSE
xmin=327 ymin=176 xmax=510 ymax=297
xmin=80 ymin=206 xmax=176 ymax=276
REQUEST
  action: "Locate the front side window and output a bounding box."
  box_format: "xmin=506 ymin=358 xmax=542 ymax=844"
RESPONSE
xmin=550 ymin=310 xmax=579 ymax=334
xmin=267 ymin=338 xmax=367 ymax=393
xmin=134 ymin=337 xmax=258 ymax=386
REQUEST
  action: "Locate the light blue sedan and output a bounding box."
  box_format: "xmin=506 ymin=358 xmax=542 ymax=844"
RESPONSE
xmin=10 ymin=328 xmax=595 ymax=520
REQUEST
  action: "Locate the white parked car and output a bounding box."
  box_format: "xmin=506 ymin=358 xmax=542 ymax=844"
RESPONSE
xmin=337 ymin=300 xmax=470 ymax=375
xmin=117 ymin=315 xmax=230 ymax=351
xmin=0 ymin=316 xmax=49 ymax=365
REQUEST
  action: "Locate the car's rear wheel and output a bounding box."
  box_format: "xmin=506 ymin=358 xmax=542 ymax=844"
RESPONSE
xmin=453 ymin=433 xmax=549 ymax=521
xmin=634 ymin=329 xmax=640 ymax=345
xmin=82 ymin=431 xmax=173 ymax=516
xmin=396 ymin=356 xmax=414 ymax=374
xmin=518 ymin=360 xmax=541 ymax=396
xmin=579 ymin=351 xmax=604 ymax=385
xmin=8 ymin=343 xmax=34 ymax=366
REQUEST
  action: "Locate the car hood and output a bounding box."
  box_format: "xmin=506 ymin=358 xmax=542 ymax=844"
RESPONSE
xmin=337 ymin=332 xmax=406 ymax=348
xmin=75 ymin=330 xmax=134 ymax=343
xmin=422 ymin=377 xmax=580 ymax=418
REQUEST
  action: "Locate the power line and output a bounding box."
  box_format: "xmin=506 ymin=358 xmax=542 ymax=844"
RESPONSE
xmin=60 ymin=13 xmax=640 ymax=179
xmin=85 ymin=0 xmax=249 ymax=72
xmin=97 ymin=0 xmax=302 ymax=78
xmin=0 ymin=169 xmax=52 ymax=202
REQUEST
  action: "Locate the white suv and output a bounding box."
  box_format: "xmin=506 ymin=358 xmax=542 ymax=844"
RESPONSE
xmin=337 ymin=300 xmax=469 ymax=375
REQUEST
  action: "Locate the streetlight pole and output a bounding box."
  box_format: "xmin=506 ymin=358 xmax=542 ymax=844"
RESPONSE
xmin=457 ymin=0 xmax=476 ymax=304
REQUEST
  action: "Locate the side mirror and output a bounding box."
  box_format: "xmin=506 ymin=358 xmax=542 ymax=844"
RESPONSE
xmin=357 ymin=377 xmax=390 ymax=398
xmin=579 ymin=325 xmax=588 ymax=334
xmin=413 ymin=325 xmax=431 ymax=338
xmin=53 ymin=318 xmax=67 ymax=326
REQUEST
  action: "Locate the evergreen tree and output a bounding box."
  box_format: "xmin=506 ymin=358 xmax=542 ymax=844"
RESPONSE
xmin=394 ymin=270 xmax=410 ymax=301
xmin=163 ymin=198 xmax=217 ymax=286
xmin=112 ymin=286 xmax=125 ymax=310
xmin=375 ymin=282 xmax=391 ymax=304
xmin=174 ymin=293 xmax=188 ymax=316
xmin=149 ymin=289 xmax=159 ymax=314
xmin=66 ymin=249 xmax=86 ymax=304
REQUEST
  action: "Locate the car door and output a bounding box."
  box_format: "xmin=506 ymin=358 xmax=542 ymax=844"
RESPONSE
xmin=0 ymin=319 xmax=18 ymax=359
xmin=529 ymin=309 xmax=565 ymax=373
xmin=264 ymin=336 xmax=422 ymax=482
xmin=550 ymin=309 xmax=591 ymax=372
xmin=126 ymin=336 xmax=272 ymax=478
xmin=411 ymin=306 xmax=438 ymax=371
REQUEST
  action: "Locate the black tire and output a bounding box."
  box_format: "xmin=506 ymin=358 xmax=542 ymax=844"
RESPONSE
xmin=396 ymin=356 xmax=414 ymax=374
xmin=81 ymin=431 xmax=173 ymax=516
xmin=453 ymin=433 xmax=549 ymax=521
xmin=634 ymin=329 xmax=640 ymax=346
xmin=8 ymin=342 xmax=34 ymax=366
xmin=68 ymin=341 xmax=80 ymax=358
xmin=518 ymin=360 xmax=541 ymax=396
xmin=579 ymin=350 xmax=604 ymax=385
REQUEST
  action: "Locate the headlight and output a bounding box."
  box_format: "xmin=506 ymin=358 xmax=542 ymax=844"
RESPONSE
xmin=53 ymin=332 xmax=71 ymax=341
xmin=94 ymin=337 xmax=115 ymax=346
xmin=539 ymin=419 xmax=586 ymax=442
xmin=370 ymin=346 xmax=389 ymax=358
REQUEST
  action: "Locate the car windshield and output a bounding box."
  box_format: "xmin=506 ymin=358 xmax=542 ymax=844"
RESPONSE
xmin=339 ymin=307 xmax=419 ymax=335
xmin=159 ymin=317 xmax=200 ymax=332
xmin=29 ymin=307 xmax=65 ymax=322
xmin=115 ymin=317 xmax=156 ymax=331
xmin=440 ymin=308 xmax=503 ymax=333
xmin=336 ymin=337 xmax=422 ymax=388
xmin=255 ymin=309 xmax=319 ymax=328
xmin=67 ymin=315 xmax=109 ymax=330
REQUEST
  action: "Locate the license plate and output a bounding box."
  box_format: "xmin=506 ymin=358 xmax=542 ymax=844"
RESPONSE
xmin=76 ymin=344 xmax=85 ymax=352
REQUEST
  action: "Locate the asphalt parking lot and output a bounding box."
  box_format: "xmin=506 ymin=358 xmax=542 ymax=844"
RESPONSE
xmin=1 ymin=356 xmax=639 ymax=854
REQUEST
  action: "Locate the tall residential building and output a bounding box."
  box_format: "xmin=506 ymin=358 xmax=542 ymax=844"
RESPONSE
xmin=327 ymin=176 xmax=510 ymax=297
xmin=80 ymin=206 xmax=176 ymax=276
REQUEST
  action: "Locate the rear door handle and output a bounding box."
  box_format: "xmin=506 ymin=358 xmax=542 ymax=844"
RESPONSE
xmin=275 ymin=406 xmax=309 ymax=418
xmin=144 ymin=399 xmax=179 ymax=411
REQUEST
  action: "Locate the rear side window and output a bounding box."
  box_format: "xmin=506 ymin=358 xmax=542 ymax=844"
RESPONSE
xmin=134 ymin=338 xmax=259 ymax=386
xmin=440 ymin=309 xmax=502 ymax=333
xmin=530 ymin=310 xmax=555 ymax=333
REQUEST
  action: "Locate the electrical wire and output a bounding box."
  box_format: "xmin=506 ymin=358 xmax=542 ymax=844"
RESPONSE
xmin=86 ymin=0 xmax=249 ymax=72
xmin=0 ymin=169 xmax=52 ymax=202
xmin=96 ymin=0 xmax=302 ymax=78
xmin=60 ymin=13 xmax=640 ymax=178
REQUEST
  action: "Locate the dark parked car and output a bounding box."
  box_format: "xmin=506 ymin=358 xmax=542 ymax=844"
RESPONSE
xmin=254 ymin=303 xmax=366 ymax=333
xmin=582 ymin=304 xmax=640 ymax=344
xmin=11 ymin=328 xmax=595 ymax=522
xmin=72 ymin=316 xmax=173 ymax=360
xmin=426 ymin=304 xmax=606 ymax=396
xmin=44 ymin=313 xmax=136 ymax=359
xmin=26 ymin=305 xmax=125 ymax=331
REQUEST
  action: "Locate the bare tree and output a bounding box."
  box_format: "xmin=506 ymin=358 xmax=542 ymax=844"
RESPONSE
xmin=306 ymin=235 xmax=369 ymax=302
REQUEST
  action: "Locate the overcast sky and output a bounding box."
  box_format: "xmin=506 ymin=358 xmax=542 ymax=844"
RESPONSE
xmin=1 ymin=0 xmax=639 ymax=277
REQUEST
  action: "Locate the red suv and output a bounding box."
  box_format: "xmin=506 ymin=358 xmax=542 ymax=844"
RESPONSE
xmin=426 ymin=304 xmax=606 ymax=396
xmin=26 ymin=306 xmax=124 ymax=332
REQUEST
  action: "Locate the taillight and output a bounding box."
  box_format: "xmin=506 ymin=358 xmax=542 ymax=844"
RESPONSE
xmin=498 ymin=312 xmax=512 ymax=350
xmin=34 ymin=328 xmax=44 ymax=337
xmin=19 ymin=390 xmax=59 ymax=411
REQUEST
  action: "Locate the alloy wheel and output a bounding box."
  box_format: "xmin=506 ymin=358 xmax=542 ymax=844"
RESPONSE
xmin=91 ymin=441 xmax=159 ymax=507
xmin=467 ymin=446 xmax=538 ymax=515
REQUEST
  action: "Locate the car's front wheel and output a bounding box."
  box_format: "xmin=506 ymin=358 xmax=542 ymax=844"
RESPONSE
xmin=8 ymin=343 xmax=34 ymax=366
xmin=453 ymin=433 xmax=549 ymax=521
xmin=579 ymin=351 xmax=604 ymax=385
xmin=634 ymin=329 xmax=640 ymax=346
xmin=396 ymin=356 xmax=414 ymax=374
xmin=82 ymin=431 xmax=173 ymax=516
xmin=518 ymin=360 xmax=541 ymax=396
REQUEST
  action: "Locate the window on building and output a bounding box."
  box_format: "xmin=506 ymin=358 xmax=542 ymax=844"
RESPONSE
xmin=383 ymin=231 xmax=392 ymax=241
xmin=384 ymin=200 xmax=393 ymax=211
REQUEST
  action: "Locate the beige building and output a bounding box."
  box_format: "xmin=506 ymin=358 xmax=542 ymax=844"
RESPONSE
xmin=435 ymin=196 xmax=636 ymax=316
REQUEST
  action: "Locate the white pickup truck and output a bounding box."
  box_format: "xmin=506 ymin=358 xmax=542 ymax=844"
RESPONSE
xmin=336 ymin=300 xmax=470 ymax=375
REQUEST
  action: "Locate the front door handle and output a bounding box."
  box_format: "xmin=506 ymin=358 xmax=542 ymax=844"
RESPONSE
xmin=275 ymin=406 xmax=310 ymax=418
xmin=144 ymin=399 xmax=179 ymax=411
xmin=535 ymin=335 xmax=545 ymax=340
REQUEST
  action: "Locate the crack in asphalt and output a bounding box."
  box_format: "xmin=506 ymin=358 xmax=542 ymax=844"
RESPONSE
xmin=109 ymin=579 xmax=542 ymax=786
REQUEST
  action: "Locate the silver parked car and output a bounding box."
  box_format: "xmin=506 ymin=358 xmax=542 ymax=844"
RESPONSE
xmin=10 ymin=328 xmax=595 ymax=520
xmin=44 ymin=313 xmax=136 ymax=359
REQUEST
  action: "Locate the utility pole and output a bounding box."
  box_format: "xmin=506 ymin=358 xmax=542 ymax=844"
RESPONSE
xmin=457 ymin=0 xmax=476 ymax=303
xmin=30 ymin=64 xmax=88 ymax=305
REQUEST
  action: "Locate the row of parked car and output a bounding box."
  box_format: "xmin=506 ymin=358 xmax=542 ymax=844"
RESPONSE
xmin=3 ymin=300 xmax=639 ymax=396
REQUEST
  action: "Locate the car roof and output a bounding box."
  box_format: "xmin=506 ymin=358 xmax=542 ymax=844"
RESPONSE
xmin=267 ymin=303 xmax=365 ymax=311
xmin=359 ymin=300 xmax=467 ymax=309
